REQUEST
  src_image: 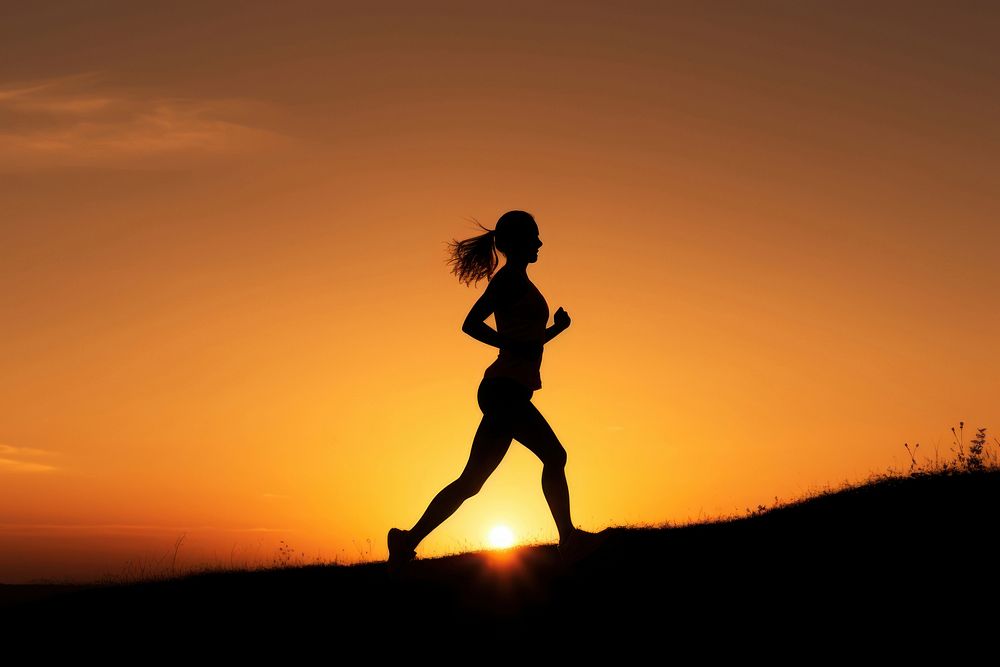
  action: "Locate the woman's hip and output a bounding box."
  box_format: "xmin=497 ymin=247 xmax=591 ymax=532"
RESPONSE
xmin=477 ymin=376 xmax=534 ymax=414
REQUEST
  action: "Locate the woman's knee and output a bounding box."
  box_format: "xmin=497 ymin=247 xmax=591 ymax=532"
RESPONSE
xmin=544 ymin=445 xmax=568 ymax=469
xmin=451 ymin=474 xmax=485 ymax=499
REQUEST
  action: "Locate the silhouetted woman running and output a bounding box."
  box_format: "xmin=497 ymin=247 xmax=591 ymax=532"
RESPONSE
xmin=388 ymin=210 xmax=606 ymax=572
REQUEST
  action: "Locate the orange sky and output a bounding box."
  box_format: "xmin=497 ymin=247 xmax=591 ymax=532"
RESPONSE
xmin=2 ymin=2 xmax=998 ymax=584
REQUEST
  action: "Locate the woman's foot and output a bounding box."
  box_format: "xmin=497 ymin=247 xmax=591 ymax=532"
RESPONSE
xmin=387 ymin=528 xmax=417 ymax=574
xmin=558 ymin=528 xmax=608 ymax=566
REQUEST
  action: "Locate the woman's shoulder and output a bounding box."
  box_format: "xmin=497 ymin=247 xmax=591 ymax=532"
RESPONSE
xmin=485 ymin=268 xmax=530 ymax=306
xmin=494 ymin=266 xmax=530 ymax=285
xmin=488 ymin=267 xmax=523 ymax=290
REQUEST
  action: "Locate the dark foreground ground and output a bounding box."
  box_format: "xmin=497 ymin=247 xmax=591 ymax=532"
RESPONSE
xmin=2 ymin=470 xmax=998 ymax=655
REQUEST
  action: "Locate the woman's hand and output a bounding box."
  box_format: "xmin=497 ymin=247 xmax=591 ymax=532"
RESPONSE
xmin=553 ymin=306 xmax=571 ymax=331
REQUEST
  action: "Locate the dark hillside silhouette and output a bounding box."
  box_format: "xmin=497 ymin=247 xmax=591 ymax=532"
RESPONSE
xmin=3 ymin=468 xmax=998 ymax=652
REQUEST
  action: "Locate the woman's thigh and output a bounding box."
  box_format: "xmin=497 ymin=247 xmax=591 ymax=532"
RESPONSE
xmin=477 ymin=378 xmax=565 ymax=466
xmin=509 ymin=400 xmax=567 ymax=467
xmin=456 ymin=413 xmax=514 ymax=489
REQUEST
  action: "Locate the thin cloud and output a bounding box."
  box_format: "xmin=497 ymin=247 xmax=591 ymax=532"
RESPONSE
xmin=0 ymin=443 xmax=55 ymax=456
xmin=0 ymin=458 xmax=59 ymax=473
xmin=0 ymin=443 xmax=60 ymax=473
xmin=0 ymin=72 xmax=114 ymax=114
xmin=0 ymin=71 xmax=290 ymax=170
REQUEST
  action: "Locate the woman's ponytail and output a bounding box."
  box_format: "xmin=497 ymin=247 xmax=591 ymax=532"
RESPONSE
xmin=445 ymin=218 xmax=500 ymax=287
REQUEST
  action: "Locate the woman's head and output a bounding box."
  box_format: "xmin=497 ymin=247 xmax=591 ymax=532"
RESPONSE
xmin=445 ymin=210 xmax=541 ymax=286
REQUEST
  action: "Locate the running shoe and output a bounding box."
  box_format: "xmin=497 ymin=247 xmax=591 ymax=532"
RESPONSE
xmin=558 ymin=528 xmax=609 ymax=567
xmin=387 ymin=527 xmax=417 ymax=574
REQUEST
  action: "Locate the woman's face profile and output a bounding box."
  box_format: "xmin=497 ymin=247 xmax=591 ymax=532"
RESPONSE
xmin=507 ymin=223 xmax=542 ymax=263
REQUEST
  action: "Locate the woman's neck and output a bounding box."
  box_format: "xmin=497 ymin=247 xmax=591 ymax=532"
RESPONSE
xmin=502 ymin=261 xmax=528 ymax=276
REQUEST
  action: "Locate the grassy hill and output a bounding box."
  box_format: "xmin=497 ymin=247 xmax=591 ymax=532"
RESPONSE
xmin=2 ymin=466 xmax=997 ymax=652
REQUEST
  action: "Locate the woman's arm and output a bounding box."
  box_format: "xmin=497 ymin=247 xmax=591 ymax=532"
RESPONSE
xmin=462 ymin=273 xmax=519 ymax=350
xmin=543 ymin=306 xmax=571 ymax=344
xmin=465 ymin=321 xmax=540 ymax=357
xmin=461 ymin=274 xmax=543 ymax=357
xmin=462 ymin=275 xmax=511 ymax=349
xmin=543 ymin=323 xmax=567 ymax=344
xmin=462 ymin=284 xmax=542 ymax=358
xmin=464 ymin=320 xmax=507 ymax=349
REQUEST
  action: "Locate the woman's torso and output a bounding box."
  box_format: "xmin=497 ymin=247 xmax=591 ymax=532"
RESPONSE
xmin=482 ymin=270 xmax=549 ymax=391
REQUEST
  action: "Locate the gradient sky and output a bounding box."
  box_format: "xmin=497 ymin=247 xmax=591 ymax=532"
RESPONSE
xmin=2 ymin=1 xmax=998 ymax=584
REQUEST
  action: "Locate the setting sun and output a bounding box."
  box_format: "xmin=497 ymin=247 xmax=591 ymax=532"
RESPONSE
xmin=487 ymin=525 xmax=516 ymax=549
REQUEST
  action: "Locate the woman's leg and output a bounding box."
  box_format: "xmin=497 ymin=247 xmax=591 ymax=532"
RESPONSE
xmin=509 ymin=401 xmax=575 ymax=542
xmin=406 ymin=412 xmax=515 ymax=548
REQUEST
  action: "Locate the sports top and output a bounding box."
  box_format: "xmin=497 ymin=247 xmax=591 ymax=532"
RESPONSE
xmin=482 ymin=271 xmax=549 ymax=391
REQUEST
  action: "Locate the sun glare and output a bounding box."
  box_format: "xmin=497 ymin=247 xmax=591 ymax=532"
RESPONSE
xmin=487 ymin=524 xmax=516 ymax=549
